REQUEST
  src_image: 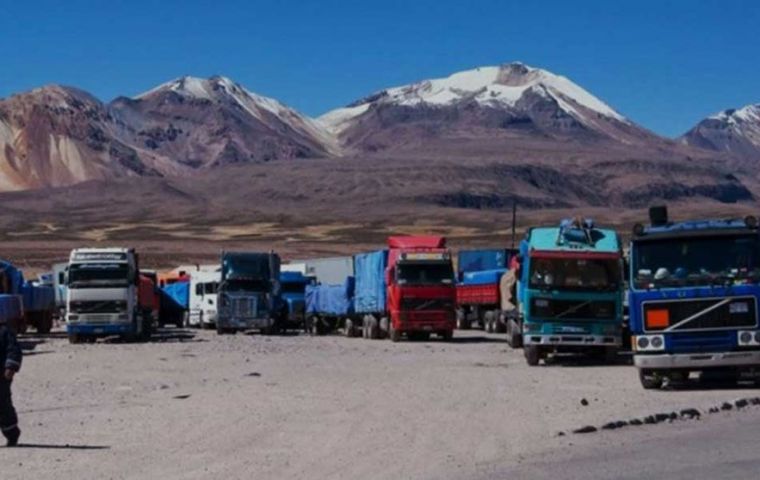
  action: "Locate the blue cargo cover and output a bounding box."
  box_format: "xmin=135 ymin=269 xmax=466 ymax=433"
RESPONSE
xmin=353 ymin=250 xmax=388 ymax=314
xmin=461 ymin=268 xmax=507 ymax=286
xmin=305 ymin=277 xmax=354 ymax=315
xmin=0 ymin=260 xmax=25 ymax=295
xmin=457 ymin=249 xmax=508 ymax=276
xmin=21 ymin=283 xmax=56 ymax=312
xmin=0 ymin=294 xmax=23 ymax=324
xmin=161 ymin=281 xmax=189 ymax=309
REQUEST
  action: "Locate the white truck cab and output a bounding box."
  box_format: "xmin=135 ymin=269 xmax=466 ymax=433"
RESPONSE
xmin=188 ymin=269 xmax=221 ymax=329
xmin=65 ymin=247 xmax=148 ymax=343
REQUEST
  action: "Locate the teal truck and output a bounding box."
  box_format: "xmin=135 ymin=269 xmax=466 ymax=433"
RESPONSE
xmin=506 ymin=218 xmax=625 ymax=366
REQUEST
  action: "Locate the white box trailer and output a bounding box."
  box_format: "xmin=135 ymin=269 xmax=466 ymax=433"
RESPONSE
xmin=188 ymin=269 xmax=221 ymax=329
xmin=302 ymin=256 xmax=354 ymax=285
xmin=281 ymin=262 xmax=307 ymax=275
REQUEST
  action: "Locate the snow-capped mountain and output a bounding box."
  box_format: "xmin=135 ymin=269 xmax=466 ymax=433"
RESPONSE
xmin=319 ymin=62 xmax=655 ymax=151
xmin=111 ymin=75 xmax=338 ymax=167
xmin=680 ymin=104 xmax=760 ymax=159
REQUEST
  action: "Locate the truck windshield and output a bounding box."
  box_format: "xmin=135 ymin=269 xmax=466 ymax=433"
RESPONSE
xmin=633 ymin=234 xmax=760 ymax=289
xmin=223 ymin=256 xmax=270 ymax=280
xmin=69 ymin=263 xmax=129 ymax=287
xmin=397 ymin=262 xmax=454 ymax=285
xmin=529 ymin=257 xmax=620 ymax=291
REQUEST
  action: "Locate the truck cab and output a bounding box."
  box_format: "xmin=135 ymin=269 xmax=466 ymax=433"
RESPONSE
xmin=517 ymin=219 xmax=624 ymax=365
xmin=65 ymin=247 xmax=150 ymax=343
xmin=279 ymin=271 xmax=313 ymax=331
xmin=629 ymin=206 xmax=760 ymax=389
xmin=216 ymin=252 xmax=281 ymax=334
xmin=188 ymin=269 xmax=220 ymax=329
xmin=386 ymin=236 xmax=456 ymax=341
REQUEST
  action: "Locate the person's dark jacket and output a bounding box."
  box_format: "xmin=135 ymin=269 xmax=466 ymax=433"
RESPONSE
xmin=0 ymin=325 xmax=22 ymax=373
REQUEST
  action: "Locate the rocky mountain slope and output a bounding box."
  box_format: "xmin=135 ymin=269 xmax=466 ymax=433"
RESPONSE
xmin=680 ymin=104 xmax=760 ymax=160
xmin=0 ymin=77 xmax=336 ymax=190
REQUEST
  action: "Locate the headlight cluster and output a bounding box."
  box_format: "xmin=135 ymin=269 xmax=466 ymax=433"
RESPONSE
xmin=737 ymin=330 xmax=760 ymax=347
xmin=633 ymin=334 xmax=665 ymax=352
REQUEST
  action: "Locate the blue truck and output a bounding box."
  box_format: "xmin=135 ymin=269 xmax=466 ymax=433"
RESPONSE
xmin=630 ymin=206 xmax=760 ymax=389
xmin=455 ymin=248 xmax=516 ymax=332
xmin=305 ymin=277 xmax=355 ymax=335
xmin=280 ymin=271 xmax=314 ymax=331
xmin=216 ymin=251 xmax=282 ymax=334
xmin=509 ymin=218 xmax=625 ymax=366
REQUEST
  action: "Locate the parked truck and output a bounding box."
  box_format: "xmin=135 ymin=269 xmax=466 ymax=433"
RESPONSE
xmin=188 ymin=269 xmax=220 ymax=329
xmin=630 ymin=206 xmax=760 ymax=389
xmin=216 ymin=251 xmax=282 ymax=334
xmin=355 ymin=236 xmax=457 ymax=342
xmin=507 ymin=218 xmax=624 ymax=366
xmin=455 ymin=249 xmax=510 ymax=331
xmin=65 ymin=248 xmax=153 ymax=343
xmin=280 ymin=271 xmax=314 ymax=331
xmin=305 ymin=277 xmax=355 ymax=335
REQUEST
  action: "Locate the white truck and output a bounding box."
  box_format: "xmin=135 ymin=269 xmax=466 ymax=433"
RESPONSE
xmin=188 ymin=269 xmax=221 ymax=329
xmin=65 ymin=247 xmax=151 ymax=343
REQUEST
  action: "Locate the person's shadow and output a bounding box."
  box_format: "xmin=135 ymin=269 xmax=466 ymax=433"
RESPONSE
xmin=13 ymin=443 xmax=110 ymax=450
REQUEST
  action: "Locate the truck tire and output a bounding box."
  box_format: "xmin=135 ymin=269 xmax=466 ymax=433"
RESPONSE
xmin=639 ymin=369 xmax=664 ymax=389
xmin=379 ymin=317 xmax=390 ymax=339
xmin=524 ymin=345 xmax=541 ymax=366
xmin=68 ymin=333 xmax=81 ymax=344
xmin=368 ymin=317 xmax=380 ymax=340
xmin=505 ymin=317 xmax=523 ymax=349
xmin=389 ymin=323 xmax=401 ymax=342
xmin=440 ymin=330 xmax=453 ymax=342
xmin=456 ymin=309 xmax=471 ymax=330
xmin=37 ymin=315 xmax=53 ymax=334
xmin=344 ymin=318 xmax=355 ymax=337
xmin=484 ymin=311 xmax=495 ymax=333
xmin=495 ymin=312 xmax=507 ymax=334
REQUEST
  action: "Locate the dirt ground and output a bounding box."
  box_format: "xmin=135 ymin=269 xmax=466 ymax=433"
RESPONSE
xmin=3 ymin=327 xmax=760 ymax=480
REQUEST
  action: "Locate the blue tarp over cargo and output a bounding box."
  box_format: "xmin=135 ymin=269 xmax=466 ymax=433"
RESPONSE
xmin=461 ymin=268 xmax=507 ymax=286
xmin=21 ymin=283 xmax=56 ymax=311
xmin=353 ymin=250 xmax=387 ymax=314
xmin=305 ymin=277 xmax=354 ymax=316
xmin=0 ymin=294 xmax=23 ymax=324
xmin=0 ymin=260 xmax=25 ymax=295
xmin=161 ymin=281 xmax=189 ymax=310
xmin=457 ymin=249 xmax=508 ymax=276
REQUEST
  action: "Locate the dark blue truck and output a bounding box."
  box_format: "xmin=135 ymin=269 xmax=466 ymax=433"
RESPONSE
xmin=630 ymin=206 xmax=760 ymax=388
xmin=280 ymin=271 xmax=314 ymax=331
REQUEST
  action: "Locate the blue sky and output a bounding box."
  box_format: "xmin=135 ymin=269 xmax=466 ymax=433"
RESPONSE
xmin=1 ymin=0 xmax=758 ymax=137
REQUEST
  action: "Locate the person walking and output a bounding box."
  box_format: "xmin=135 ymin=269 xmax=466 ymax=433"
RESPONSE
xmin=0 ymin=321 xmax=22 ymax=447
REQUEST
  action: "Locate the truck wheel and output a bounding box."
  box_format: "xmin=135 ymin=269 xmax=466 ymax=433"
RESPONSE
xmin=495 ymin=312 xmax=507 ymax=334
xmin=368 ymin=317 xmax=380 ymax=340
xmin=456 ymin=309 xmax=471 ymax=330
xmin=506 ymin=317 xmax=523 ymax=349
xmin=440 ymin=330 xmax=454 ymax=342
xmin=37 ymin=316 xmax=53 ymax=334
xmin=524 ymin=345 xmax=541 ymax=366
xmin=389 ymin=324 xmax=402 ymax=342
xmin=639 ymin=369 xmax=663 ymax=389
xmin=344 ymin=318 xmax=354 ymax=337
xmin=484 ymin=311 xmax=495 ymax=333
xmin=68 ymin=334 xmax=81 ymax=344
xmin=379 ymin=317 xmax=390 ymax=339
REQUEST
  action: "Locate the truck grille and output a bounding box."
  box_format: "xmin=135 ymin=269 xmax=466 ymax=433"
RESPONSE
xmin=70 ymin=300 xmax=126 ymax=314
xmin=230 ymin=295 xmax=266 ymax=317
xmin=401 ymin=298 xmax=454 ymax=311
xmin=531 ymin=298 xmax=616 ymax=320
xmin=643 ymin=297 xmax=757 ymax=332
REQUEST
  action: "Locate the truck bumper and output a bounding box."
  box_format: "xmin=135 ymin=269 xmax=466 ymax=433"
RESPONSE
xmin=634 ymin=351 xmax=760 ymax=369
xmin=217 ymin=317 xmax=273 ymax=330
xmin=67 ymin=323 xmax=133 ymax=335
xmin=524 ymin=334 xmax=621 ymax=347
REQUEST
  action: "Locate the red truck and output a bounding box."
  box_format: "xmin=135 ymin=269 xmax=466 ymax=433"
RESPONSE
xmin=354 ymin=236 xmax=457 ymax=342
xmin=138 ymin=273 xmax=159 ymax=328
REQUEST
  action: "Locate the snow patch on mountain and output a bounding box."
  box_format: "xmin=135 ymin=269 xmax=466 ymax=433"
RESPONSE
xmin=319 ymin=62 xmax=627 ymax=134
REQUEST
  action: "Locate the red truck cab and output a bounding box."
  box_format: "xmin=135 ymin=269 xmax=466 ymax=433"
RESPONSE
xmin=386 ymin=236 xmax=456 ymax=341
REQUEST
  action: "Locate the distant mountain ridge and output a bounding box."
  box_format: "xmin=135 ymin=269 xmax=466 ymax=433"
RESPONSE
xmin=680 ymin=104 xmax=760 ymax=160
xmin=0 ymin=63 xmax=756 ymax=214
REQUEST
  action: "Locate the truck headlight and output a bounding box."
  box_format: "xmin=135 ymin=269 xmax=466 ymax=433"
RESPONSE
xmin=737 ymin=330 xmax=760 ymax=347
xmin=633 ymin=335 xmax=664 ymax=352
